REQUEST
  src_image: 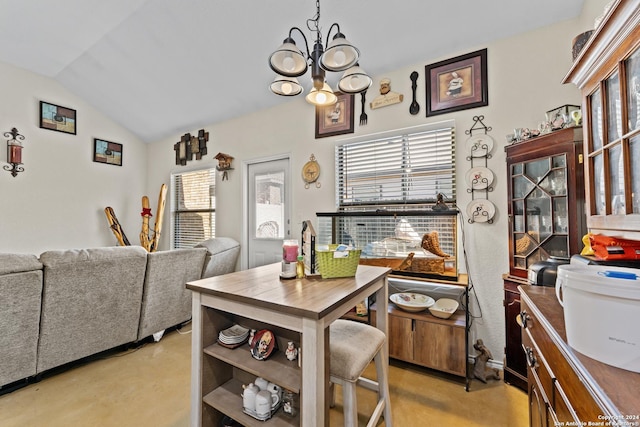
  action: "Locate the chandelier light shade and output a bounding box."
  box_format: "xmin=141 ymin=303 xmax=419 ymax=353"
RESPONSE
xmin=305 ymin=82 xmax=338 ymax=106
xmin=270 ymin=76 xmax=304 ymax=96
xmin=269 ymin=37 xmax=308 ymax=77
xmin=268 ymin=0 xmax=370 ymax=106
xmin=319 ymin=30 xmax=359 ymax=72
xmin=338 ymin=63 xmax=373 ymax=93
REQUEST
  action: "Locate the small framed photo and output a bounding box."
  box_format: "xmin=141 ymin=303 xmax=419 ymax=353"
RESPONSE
xmin=39 ymin=101 xmax=77 ymax=134
xmin=93 ymin=138 xmax=123 ymax=166
xmin=315 ymin=92 xmax=355 ymax=139
xmin=425 ymin=48 xmax=488 ymax=117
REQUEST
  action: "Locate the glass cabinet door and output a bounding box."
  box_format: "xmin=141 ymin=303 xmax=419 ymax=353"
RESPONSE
xmin=511 ymin=154 xmax=570 ymax=272
xmin=582 ymin=42 xmax=640 ymax=225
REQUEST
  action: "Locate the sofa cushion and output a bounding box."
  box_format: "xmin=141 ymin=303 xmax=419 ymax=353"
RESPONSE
xmin=137 ymin=247 xmax=207 ymax=340
xmin=37 ymin=246 xmax=147 ymax=374
xmin=195 ymin=237 xmax=240 ymax=278
xmin=0 ymin=253 xmax=42 ymax=275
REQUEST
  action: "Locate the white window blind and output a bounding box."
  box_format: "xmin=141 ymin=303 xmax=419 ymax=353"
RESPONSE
xmin=336 ymin=126 xmax=456 ymax=208
xmin=171 ymin=168 xmax=215 ymax=249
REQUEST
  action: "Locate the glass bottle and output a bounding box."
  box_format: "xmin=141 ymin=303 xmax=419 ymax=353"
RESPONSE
xmin=296 ymin=255 xmax=305 ymax=279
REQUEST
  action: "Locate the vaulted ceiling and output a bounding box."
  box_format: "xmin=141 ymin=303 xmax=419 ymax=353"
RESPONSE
xmin=0 ymin=0 xmax=585 ymax=142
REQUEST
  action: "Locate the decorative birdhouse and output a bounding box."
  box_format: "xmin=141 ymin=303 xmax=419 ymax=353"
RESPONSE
xmin=214 ymin=152 xmax=234 ymax=180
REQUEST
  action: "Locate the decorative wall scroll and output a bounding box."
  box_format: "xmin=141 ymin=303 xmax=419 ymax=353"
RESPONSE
xmin=173 ymin=128 xmax=209 ymax=165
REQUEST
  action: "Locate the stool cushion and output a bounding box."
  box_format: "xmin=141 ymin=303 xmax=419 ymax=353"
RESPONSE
xmin=330 ymin=319 xmax=385 ymax=382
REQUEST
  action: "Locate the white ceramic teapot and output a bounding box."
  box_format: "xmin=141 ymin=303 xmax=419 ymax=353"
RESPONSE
xmin=241 ymin=382 xmax=260 ymax=412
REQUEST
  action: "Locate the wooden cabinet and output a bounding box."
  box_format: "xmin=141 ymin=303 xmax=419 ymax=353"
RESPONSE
xmin=519 ymin=285 xmax=640 ymax=426
xmin=503 ymin=127 xmax=586 ymax=391
xmin=563 ymin=0 xmax=640 ymax=236
xmin=505 ymin=127 xmax=586 ymax=278
xmin=371 ymin=274 xmax=469 ymax=387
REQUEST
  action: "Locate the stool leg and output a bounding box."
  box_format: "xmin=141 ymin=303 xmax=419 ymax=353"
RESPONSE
xmin=342 ymin=380 xmax=358 ymax=427
xmin=329 ymin=381 xmax=336 ymax=408
xmin=375 ymin=349 xmax=393 ymax=426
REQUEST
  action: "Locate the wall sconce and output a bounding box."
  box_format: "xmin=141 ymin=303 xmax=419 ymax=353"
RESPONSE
xmin=4 ymin=127 xmax=25 ymax=177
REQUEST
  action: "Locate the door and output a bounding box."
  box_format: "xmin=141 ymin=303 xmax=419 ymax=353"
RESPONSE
xmin=247 ymin=157 xmax=291 ymax=269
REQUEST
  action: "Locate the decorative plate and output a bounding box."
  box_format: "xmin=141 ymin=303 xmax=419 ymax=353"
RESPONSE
xmin=466 ymin=134 xmax=494 ymax=157
xmin=389 ymin=293 xmax=435 ymax=313
xmin=466 ymin=199 xmax=496 ymax=223
xmin=465 ymin=167 xmax=494 ymax=190
xmin=250 ymin=329 xmax=277 ymax=361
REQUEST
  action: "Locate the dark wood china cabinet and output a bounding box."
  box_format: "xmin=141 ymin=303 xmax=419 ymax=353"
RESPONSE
xmin=503 ymin=127 xmax=586 ymax=391
xmin=563 ymin=0 xmax=640 ymax=237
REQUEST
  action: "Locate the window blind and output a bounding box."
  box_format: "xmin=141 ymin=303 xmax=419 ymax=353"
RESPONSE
xmin=336 ymin=126 xmax=455 ymax=208
xmin=171 ymin=168 xmax=216 ymax=249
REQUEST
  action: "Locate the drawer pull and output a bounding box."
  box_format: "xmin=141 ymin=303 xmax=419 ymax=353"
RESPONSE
xmin=524 ymin=346 xmax=536 ymax=367
xmin=517 ymin=310 xmax=530 ymax=328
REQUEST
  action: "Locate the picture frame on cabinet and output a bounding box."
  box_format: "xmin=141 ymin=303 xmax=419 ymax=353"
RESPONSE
xmin=315 ymin=92 xmax=355 ymax=139
xmin=93 ymin=138 xmax=123 ymax=166
xmin=39 ymin=101 xmax=77 ymax=135
xmin=425 ymin=48 xmax=488 ymax=117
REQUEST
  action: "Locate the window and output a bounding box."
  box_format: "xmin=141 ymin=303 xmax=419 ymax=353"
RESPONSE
xmin=336 ymin=123 xmax=456 ymax=209
xmin=171 ymin=168 xmax=215 ymax=248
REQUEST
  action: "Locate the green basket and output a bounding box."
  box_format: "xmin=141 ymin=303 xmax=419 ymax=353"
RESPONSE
xmin=316 ymin=249 xmax=361 ymax=279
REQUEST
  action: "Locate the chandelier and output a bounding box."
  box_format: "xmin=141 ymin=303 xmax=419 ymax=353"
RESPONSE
xmin=268 ymin=0 xmax=372 ymax=106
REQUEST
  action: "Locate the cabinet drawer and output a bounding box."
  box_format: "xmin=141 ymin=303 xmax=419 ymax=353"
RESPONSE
xmin=554 ymin=380 xmax=579 ymax=425
xmin=522 ymin=331 xmax=553 ymax=404
xmin=521 ymin=298 xmax=602 ymax=423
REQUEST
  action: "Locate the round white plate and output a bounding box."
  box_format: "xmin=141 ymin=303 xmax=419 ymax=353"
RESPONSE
xmin=389 ymin=293 xmax=435 ymax=312
xmin=466 ymin=134 xmax=494 ymax=157
xmin=465 ymin=167 xmax=494 ymax=190
xmin=466 ymin=199 xmax=496 ymax=223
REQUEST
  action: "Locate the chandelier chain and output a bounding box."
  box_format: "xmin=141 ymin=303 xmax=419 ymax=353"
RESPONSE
xmin=306 ymin=0 xmax=322 ymax=43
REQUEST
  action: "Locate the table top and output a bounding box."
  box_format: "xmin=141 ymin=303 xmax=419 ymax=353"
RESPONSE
xmin=187 ymin=263 xmax=390 ymax=320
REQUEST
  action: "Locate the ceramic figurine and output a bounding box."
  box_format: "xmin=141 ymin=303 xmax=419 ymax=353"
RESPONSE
xmin=248 ymin=329 xmax=256 ymax=347
xmin=285 ymin=341 xmax=298 ymax=361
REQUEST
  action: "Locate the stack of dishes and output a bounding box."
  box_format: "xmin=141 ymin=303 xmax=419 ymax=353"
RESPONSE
xmin=218 ymin=324 xmax=250 ymax=348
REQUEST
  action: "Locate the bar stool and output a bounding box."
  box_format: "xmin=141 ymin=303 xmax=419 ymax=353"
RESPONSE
xmin=329 ymin=319 xmax=392 ymax=427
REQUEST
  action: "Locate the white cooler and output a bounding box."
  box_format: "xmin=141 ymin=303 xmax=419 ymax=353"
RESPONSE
xmin=555 ymin=264 xmax=640 ymax=373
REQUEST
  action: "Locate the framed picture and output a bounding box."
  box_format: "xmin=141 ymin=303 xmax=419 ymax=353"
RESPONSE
xmin=93 ymin=138 xmax=123 ymax=166
xmin=39 ymin=101 xmax=77 ymax=134
xmin=425 ymin=48 xmax=488 ymax=117
xmin=315 ymin=92 xmax=355 ymax=138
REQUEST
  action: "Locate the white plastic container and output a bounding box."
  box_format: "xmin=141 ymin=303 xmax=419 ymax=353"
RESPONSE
xmin=555 ymin=264 xmax=640 ymax=373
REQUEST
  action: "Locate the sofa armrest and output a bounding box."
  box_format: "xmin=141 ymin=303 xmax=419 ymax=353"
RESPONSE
xmin=195 ymin=237 xmax=240 ymax=278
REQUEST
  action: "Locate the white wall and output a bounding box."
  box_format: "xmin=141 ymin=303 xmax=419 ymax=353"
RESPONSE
xmin=146 ymin=4 xmax=608 ymax=362
xmin=0 ymin=61 xmax=147 ymax=254
xmin=2 ymin=0 xmax=608 ymax=363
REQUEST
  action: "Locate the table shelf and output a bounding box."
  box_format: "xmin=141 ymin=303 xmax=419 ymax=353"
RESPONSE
xmin=204 ymin=342 xmax=300 ymax=393
xmin=203 ymin=378 xmax=299 ymax=427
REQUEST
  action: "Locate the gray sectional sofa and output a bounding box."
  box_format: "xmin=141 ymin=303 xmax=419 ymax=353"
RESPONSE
xmin=0 ymin=237 xmax=240 ymax=391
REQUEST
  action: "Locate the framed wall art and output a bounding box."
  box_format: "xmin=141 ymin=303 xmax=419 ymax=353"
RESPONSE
xmin=39 ymin=101 xmax=77 ymax=134
xmin=315 ymin=92 xmax=355 ymax=138
xmin=93 ymin=138 xmax=123 ymax=166
xmin=425 ymin=48 xmax=488 ymax=117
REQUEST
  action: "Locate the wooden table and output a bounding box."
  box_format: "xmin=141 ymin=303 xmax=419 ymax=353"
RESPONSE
xmin=187 ymin=263 xmax=391 ymax=427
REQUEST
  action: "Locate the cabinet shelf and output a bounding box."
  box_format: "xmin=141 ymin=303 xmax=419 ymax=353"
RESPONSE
xmin=202 ymin=378 xmax=299 ymax=427
xmin=204 ymin=343 xmax=301 ymax=394
xmin=384 ymin=302 xmax=466 ymax=328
